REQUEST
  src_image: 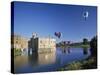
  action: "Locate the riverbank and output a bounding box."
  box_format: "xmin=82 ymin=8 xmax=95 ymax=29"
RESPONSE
xmin=57 ymin=44 xmax=90 ymax=49
xmin=57 ymin=56 xmax=97 ymax=71
xmin=70 ymin=44 xmax=90 ymax=48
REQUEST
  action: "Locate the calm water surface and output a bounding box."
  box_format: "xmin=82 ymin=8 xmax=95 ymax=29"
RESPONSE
xmin=14 ymin=48 xmax=90 ymax=73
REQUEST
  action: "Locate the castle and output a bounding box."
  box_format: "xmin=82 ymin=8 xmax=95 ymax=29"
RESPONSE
xmin=11 ymin=33 xmax=56 ymax=53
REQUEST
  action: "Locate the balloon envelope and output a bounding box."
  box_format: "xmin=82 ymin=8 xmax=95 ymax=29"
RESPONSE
xmin=83 ymin=11 xmax=89 ymax=18
xmin=54 ymin=32 xmax=61 ymax=38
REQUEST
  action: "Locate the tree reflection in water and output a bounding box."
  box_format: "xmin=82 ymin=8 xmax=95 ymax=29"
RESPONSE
xmin=83 ymin=47 xmax=88 ymax=55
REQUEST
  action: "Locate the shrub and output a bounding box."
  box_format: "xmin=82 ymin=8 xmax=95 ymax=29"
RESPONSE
xmin=14 ymin=48 xmax=22 ymax=56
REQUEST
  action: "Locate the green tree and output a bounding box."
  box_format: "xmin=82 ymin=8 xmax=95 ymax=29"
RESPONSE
xmin=83 ymin=38 xmax=88 ymax=45
xmin=90 ymin=36 xmax=97 ymax=57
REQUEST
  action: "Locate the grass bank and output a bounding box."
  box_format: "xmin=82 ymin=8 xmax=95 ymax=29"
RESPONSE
xmin=57 ymin=56 xmax=97 ymax=71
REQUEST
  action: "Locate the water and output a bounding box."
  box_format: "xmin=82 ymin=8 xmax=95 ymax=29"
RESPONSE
xmin=14 ymin=48 xmax=90 ymax=73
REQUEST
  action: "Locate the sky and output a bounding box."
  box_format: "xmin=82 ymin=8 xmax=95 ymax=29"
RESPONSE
xmin=13 ymin=1 xmax=97 ymax=42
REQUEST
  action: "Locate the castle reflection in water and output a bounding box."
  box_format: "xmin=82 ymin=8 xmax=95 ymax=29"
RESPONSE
xmin=14 ymin=48 xmax=56 ymax=68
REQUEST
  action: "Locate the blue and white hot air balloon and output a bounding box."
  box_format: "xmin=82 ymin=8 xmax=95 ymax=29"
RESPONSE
xmin=83 ymin=11 xmax=89 ymax=21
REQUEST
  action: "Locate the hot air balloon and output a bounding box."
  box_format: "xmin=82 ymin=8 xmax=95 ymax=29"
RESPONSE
xmin=54 ymin=32 xmax=61 ymax=38
xmin=83 ymin=11 xmax=89 ymax=21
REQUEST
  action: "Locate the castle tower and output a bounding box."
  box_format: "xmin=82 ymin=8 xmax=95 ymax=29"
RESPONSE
xmin=32 ymin=32 xmax=37 ymax=38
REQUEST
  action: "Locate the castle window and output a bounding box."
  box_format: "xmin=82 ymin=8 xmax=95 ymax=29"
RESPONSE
xmin=16 ymin=41 xmax=18 ymax=44
xmin=40 ymin=40 xmax=42 ymax=44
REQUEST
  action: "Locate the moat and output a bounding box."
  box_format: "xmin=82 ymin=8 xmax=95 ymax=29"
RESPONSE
xmin=14 ymin=47 xmax=90 ymax=73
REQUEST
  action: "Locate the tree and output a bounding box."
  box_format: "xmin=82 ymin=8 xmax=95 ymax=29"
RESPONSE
xmin=83 ymin=38 xmax=88 ymax=45
xmin=90 ymin=36 xmax=97 ymax=57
